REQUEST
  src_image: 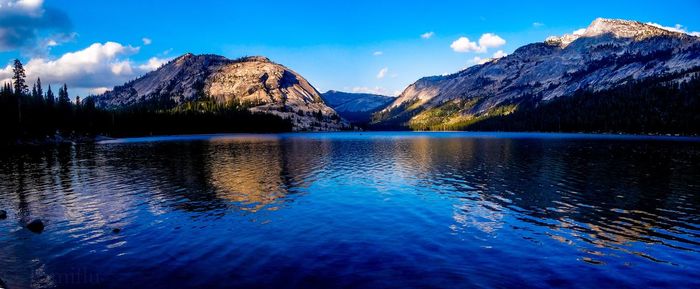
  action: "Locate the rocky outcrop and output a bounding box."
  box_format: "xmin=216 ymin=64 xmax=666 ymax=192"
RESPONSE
xmin=96 ymin=54 xmax=349 ymax=131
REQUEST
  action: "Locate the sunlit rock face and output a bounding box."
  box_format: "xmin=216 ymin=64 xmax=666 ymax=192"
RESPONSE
xmin=374 ymin=18 xmax=700 ymax=127
xmin=95 ymin=54 xmax=348 ymax=131
xmin=546 ymin=18 xmax=686 ymax=47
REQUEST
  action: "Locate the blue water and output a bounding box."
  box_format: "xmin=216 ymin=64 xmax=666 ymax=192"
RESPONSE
xmin=1 ymin=132 xmax=699 ymax=288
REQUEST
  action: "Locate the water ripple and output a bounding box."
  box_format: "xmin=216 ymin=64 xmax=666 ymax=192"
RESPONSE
xmin=0 ymin=132 xmax=699 ymax=288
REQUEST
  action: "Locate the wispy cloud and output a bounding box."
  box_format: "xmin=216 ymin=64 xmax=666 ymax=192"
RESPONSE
xmin=532 ymin=22 xmax=544 ymax=28
xmin=492 ymin=50 xmax=507 ymax=58
xmin=646 ymin=22 xmax=700 ymax=37
xmin=88 ymin=87 xmax=110 ymax=95
xmin=470 ymin=50 xmax=508 ymax=66
xmin=142 ymin=37 xmax=152 ymax=45
xmin=376 ymin=67 xmax=388 ymax=79
xmin=421 ymin=31 xmax=434 ymax=39
xmin=138 ymin=56 xmax=170 ymax=71
xmin=372 ymin=51 xmax=383 ymax=56
xmin=471 ymin=56 xmax=488 ymax=65
xmin=350 ymin=86 xmax=396 ymax=96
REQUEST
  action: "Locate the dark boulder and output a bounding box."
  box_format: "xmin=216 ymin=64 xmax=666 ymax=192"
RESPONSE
xmin=112 ymin=228 xmax=121 ymax=234
xmin=0 ymin=210 xmax=7 ymax=220
xmin=26 ymin=219 xmax=44 ymax=233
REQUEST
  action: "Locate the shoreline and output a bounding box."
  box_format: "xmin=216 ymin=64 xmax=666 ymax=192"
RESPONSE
xmin=100 ymin=131 xmax=700 ymax=145
xmin=2 ymin=134 xmax=115 ymax=147
xmin=3 ymin=130 xmax=699 ymax=147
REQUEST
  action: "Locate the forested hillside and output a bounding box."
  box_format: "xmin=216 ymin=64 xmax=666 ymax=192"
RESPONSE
xmin=467 ymin=71 xmax=700 ymax=135
xmin=0 ymin=60 xmax=292 ymax=145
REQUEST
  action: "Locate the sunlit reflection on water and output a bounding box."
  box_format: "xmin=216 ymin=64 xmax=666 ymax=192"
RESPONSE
xmin=1 ymin=132 xmax=699 ymax=288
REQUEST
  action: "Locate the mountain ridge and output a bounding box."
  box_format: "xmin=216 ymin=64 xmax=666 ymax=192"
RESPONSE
xmin=96 ymin=54 xmax=349 ymax=131
xmin=373 ymin=18 xmax=700 ymax=131
xmin=546 ymin=18 xmax=692 ymax=47
xmin=321 ymin=90 xmax=394 ymax=124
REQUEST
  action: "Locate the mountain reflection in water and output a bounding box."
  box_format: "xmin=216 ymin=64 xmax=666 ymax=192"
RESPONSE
xmin=0 ymin=132 xmax=698 ymax=289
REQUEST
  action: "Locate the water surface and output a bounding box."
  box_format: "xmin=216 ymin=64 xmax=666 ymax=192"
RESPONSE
xmin=1 ymin=132 xmax=699 ymax=288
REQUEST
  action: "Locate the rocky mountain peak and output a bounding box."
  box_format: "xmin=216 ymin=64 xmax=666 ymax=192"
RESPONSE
xmin=584 ymin=18 xmax=679 ymax=39
xmin=96 ymin=53 xmax=349 ymax=131
xmin=238 ymin=56 xmax=272 ymax=63
xmin=374 ymin=18 xmax=700 ymax=130
xmin=546 ymin=18 xmax=687 ymax=48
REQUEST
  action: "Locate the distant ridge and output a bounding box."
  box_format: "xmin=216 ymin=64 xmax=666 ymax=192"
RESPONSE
xmin=321 ymin=90 xmax=394 ymax=124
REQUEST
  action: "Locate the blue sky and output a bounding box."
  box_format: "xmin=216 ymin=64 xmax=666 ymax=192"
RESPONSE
xmin=1 ymin=0 xmax=699 ymax=97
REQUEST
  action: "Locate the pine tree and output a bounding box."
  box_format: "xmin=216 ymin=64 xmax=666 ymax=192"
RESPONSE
xmin=44 ymin=84 xmax=56 ymax=136
xmin=35 ymin=78 xmax=44 ymax=103
xmin=83 ymin=96 xmax=96 ymax=111
xmin=12 ymin=59 xmax=27 ymax=96
xmin=58 ymin=84 xmax=70 ymax=107
xmin=56 ymin=84 xmax=72 ymax=133
xmin=46 ymin=85 xmax=55 ymax=107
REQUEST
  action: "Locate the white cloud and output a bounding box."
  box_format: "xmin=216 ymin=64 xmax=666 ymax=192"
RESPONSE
xmin=492 ymin=50 xmax=507 ymax=58
xmin=372 ymin=51 xmax=383 ymax=56
xmin=572 ymin=28 xmax=586 ymax=36
xmin=451 ymin=33 xmax=506 ymax=53
xmin=545 ymin=28 xmax=587 ymax=47
xmin=470 ymin=50 xmax=507 ymax=66
xmin=0 ymin=0 xmax=72 ymax=53
xmin=18 ymin=0 xmax=42 ymax=8
xmin=533 ymin=22 xmax=544 ymax=28
xmin=376 ymin=67 xmax=388 ymax=79
xmin=646 ymin=22 xmax=700 ymax=37
xmin=138 ymin=57 xmax=170 ymax=71
xmin=0 ymin=41 xmax=169 ymax=94
xmin=110 ymin=60 xmax=134 ymax=75
xmin=421 ymin=31 xmax=434 ymax=39
xmin=646 ymin=23 xmax=684 ymax=33
xmin=88 ymin=87 xmax=110 ymax=95
xmin=350 ymin=86 xmax=395 ymax=96
xmin=451 ymin=37 xmax=481 ymax=53
xmin=478 ymin=33 xmax=506 ymax=49
xmin=471 ymin=56 xmax=489 ymax=65
xmin=142 ymin=37 xmax=152 ymax=45
xmin=1 ymin=0 xmax=43 ymax=10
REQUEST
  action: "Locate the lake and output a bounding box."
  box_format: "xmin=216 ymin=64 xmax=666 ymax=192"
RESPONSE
xmin=1 ymin=132 xmax=699 ymax=289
